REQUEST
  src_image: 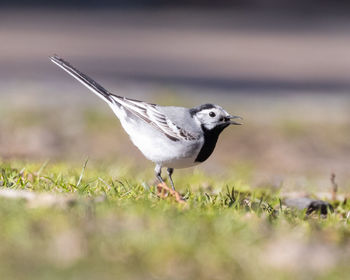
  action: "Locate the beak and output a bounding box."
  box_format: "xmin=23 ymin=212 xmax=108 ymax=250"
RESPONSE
xmin=226 ymin=115 xmax=243 ymax=125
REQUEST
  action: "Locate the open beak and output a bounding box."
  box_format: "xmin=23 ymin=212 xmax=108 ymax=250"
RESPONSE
xmin=226 ymin=115 xmax=243 ymax=125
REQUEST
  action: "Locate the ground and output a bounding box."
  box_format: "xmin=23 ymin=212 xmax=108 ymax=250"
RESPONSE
xmin=1 ymin=86 xmax=350 ymax=280
xmin=0 ymin=161 xmax=349 ymax=280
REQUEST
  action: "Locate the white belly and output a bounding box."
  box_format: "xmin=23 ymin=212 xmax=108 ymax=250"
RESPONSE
xmin=129 ymin=128 xmax=203 ymax=168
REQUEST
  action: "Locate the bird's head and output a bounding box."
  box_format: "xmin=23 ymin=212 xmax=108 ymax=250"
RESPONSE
xmin=190 ymin=104 xmax=242 ymax=131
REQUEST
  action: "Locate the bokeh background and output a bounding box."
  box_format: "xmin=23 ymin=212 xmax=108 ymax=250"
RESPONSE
xmin=1 ymin=1 xmax=350 ymax=191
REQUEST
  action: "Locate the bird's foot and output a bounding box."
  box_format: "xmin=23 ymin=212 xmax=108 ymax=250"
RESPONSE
xmin=156 ymin=182 xmax=186 ymax=204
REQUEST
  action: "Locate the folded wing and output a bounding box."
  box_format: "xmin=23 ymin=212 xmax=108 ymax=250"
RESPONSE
xmin=110 ymin=96 xmax=199 ymax=142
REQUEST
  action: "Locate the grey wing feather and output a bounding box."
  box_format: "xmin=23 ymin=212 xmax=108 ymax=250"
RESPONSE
xmin=110 ymin=96 xmax=198 ymax=142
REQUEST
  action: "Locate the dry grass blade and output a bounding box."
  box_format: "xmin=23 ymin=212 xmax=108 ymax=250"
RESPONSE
xmin=331 ymin=173 xmax=338 ymax=202
xmin=157 ymin=182 xmax=186 ymax=204
xmin=77 ymin=158 xmax=89 ymax=187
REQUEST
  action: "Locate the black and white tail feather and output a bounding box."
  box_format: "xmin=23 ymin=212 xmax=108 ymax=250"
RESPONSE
xmin=50 ymin=55 xmax=112 ymax=103
xmin=50 ymin=55 xmax=197 ymax=142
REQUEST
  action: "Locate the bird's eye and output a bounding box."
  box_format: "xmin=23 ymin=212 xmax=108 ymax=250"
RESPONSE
xmin=209 ymin=112 xmax=216 ymax=118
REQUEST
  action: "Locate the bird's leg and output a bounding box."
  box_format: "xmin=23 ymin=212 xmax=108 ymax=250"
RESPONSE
xmin=166 ymin=168 xmax=175 ymax=190
xmin=154 ymin=164 xmax=164 ymax=184
xmin=155 ymin=165 xmax=185 ymax=203
xmin=155 ymin=164 xmax=169 ymax=197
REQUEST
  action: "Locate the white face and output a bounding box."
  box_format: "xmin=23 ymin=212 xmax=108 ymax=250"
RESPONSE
xmin=194 ymin=106 xmax=231 ymax=130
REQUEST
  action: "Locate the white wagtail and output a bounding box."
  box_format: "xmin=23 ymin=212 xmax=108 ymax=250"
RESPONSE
xmin=50 ymin=55 xmax=242 ymax=190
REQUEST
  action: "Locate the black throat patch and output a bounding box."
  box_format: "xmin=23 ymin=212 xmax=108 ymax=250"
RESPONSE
xmin=195 ymin=123 xmax=229 ymax=163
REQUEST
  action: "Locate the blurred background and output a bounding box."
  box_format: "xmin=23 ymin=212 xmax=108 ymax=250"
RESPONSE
xmin=1 ymin=1 xmax=350 ymax=190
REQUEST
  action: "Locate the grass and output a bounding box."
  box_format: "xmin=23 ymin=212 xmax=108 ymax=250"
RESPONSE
xmin=0 ymin=160 xmax=349 ymax=280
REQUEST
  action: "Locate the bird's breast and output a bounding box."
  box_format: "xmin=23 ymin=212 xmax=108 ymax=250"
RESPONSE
xmin=195 ymin=125 xmax=227 ymax=163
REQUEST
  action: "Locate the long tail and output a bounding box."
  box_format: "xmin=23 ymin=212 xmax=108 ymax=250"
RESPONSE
xmin=49 ymin=55 xmax=113 ymax=103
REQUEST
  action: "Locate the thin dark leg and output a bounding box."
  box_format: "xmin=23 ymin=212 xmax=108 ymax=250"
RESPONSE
xmin=166 ymin=168 xmax=175 ymax=190
xmin=154 ymin=164 xmax=164 ymax=184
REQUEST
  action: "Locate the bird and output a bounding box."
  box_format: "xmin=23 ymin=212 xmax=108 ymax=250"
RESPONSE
xmin=50 ymin=55 xmax=242 ymax=191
